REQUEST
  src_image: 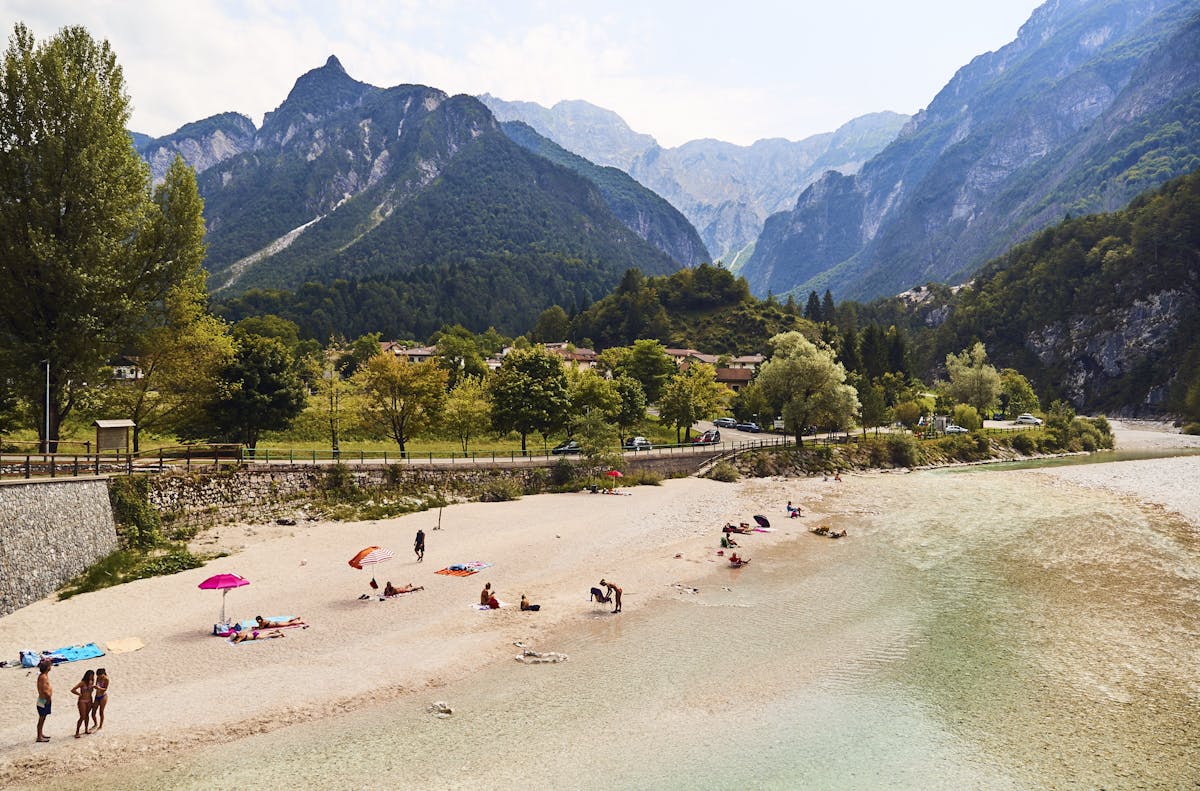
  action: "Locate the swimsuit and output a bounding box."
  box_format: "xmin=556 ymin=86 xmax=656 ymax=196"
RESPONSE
xmin=36 ymin=697 xmax=51 ymax=716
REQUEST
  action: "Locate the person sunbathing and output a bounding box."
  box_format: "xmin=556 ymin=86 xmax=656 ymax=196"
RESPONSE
xmin=383 ymin=582 xmax=424 ymax=596
xmin=254 ymin=615 xmax=304 ymax=628
xmin=231 ymin=628 xmax=284 ymax=643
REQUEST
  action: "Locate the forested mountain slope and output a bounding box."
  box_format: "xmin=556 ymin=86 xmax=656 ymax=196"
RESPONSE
xmin=746 ymin=0 xmax=1200 ymax=302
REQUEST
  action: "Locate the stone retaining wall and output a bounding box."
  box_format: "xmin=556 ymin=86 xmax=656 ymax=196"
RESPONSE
xmin=0 ymin=479 xmax=118 ymax=617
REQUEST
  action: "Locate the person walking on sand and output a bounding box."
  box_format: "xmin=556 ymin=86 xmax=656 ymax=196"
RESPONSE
xmin=90 ymin=668 xmax=109 ymax=732
xmin=414 ymin=528 xmax=425 ymax=562
xmin=599 ymin=579 xmax=622 ymax=613
xmin=70 ymin=669 xmax=94 ymax=738
xmin=480 ymin=582 xmax=492 ymax=606
xmin=35 ymin=659 xmax=52 ymax=742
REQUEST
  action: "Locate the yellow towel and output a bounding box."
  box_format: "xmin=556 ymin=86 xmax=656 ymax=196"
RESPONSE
xmin=105 ymin=637 xmax=144 ymax=655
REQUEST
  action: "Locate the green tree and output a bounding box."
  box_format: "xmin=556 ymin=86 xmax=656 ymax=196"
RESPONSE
xmin=0 ymin=26 xmax=208 ymax=450
xmin=945 ymin=342 xmax=1001 ymax=415
xmin=859 ymin=324 xmax=887 ymax=381
xmin=94 ymin=276 xmax=235 ymax=451
xmin=611 ymin=375 xmax=647 ymax=437
xmin=821 ymin=290 xmax=836 ymax=325
xmin=531 ymin=305 xmax=572 ymax=343
xmin=733 ymin=381 xmax=772 ymax=426
xmin=804 ymin=291 xmax=822 ymax=322
xmin=570 ymin=408 xmax=623 ymax=472
xmin=999 ymin=368 xmax=1040 ymax=418
xmin=337 ymin=332 xmax=382 ymax=378
xmin=355 ymin=355 xmax=448 ymax=454
xmin=857 ymin=379 xmax=889 ymax=436
xmin=756 ymin=331 xmax=860 ymax=444
xmin=611 ymin=339 xmax=676 ymax=403
xmin=951 ymin=404 xmax=982 ymax=431
xmin=489 ymin=346 xmax=570 ymax=452
xmin=433 ymin=326 xmax=487 ymax=390
xmin=658 ymin=363 xmax=732 ymax=441
xmin=442 ymin=375 xmax=491 ymax=453
xmin=893 ymin=400 xmax=922 ymax=430
xmin=200 ymin=335 xmax=307 ymax=449
xmin=566 ymin=367 xmax=621 ymax=426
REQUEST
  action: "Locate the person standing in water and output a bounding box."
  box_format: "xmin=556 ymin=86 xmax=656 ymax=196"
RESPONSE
xmin=70 ymin=669 xmax=94 ymax=737
xmin=599 ymin=579 xmax=622 ymax=613
xmin=91 ymin=668 xmax=109 ymax=731
xmin=414 ymin=528 xmax=425 ymax=562
xmin=35 ymin=659 xmax=52 ymax=743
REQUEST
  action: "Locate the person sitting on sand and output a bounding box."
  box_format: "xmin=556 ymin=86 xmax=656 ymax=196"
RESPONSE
xmin=480 ymin=582 xmax=492 ymax=606
xmin=487 ymin=592 xmax=501 ymax=609
xmin=721 ymin=534 xmax=738 ymax=549
xmin=520 ymin=594 xmax=541 ymax=612
xmin=255 ymin=615 xmax=304 ymax=628
xmin=384 ymin=582 xmax=424 ymax=596
xmin=812 ymin=525 xmax=830 ymax=535
xmin=231 ymin=629 xmax=284 ymax=643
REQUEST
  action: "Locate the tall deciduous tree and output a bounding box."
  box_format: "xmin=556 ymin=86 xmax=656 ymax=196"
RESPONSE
xmin=658 ymin=363 xmax=731 ymax=442
xmin=606 ymin=339 xmax=676 ymax=404
xmin=566 ymin=367 xmax=621 ymax=426
xmin=0 ymin=25 xmax=208 ymax=449
xmin=489 ymin=346 xmax=569 ymax=452
xmin=200 ymin=335 xmax=307 ymax=449
xmin=95 ymin=275 xmax=235 ymax=451
xmin=355 ymin=354 xmax=448 ymax=454
xmin=945 ymin=342 xmax=1001 ymax=415
xmin=611 ymin=375 xmax=647 ymax=438
xmin=442 ymin=375 xmax=491 ymax=453
xmin=999 ymin=368 xmax=1040 ymax=418
xmin=756 ymin=331 xmax=860 ymax=445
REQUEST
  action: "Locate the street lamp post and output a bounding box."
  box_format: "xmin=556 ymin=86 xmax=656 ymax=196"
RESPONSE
xmin=40 ymin=359 xmax=49 ymax=454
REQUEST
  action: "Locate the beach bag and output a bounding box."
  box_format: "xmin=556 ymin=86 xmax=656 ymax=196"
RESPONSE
xmin=20 ymin=650 xmax=38 ymax=668
xmin=369 ymin=577 xmax=378 ymax=590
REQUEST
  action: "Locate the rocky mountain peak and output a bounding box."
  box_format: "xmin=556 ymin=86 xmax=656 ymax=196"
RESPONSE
xmin=261 ymin=55 xmax=378 ymax=142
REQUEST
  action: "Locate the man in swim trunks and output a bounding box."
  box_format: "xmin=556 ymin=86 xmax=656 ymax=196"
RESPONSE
xmin=35 ymin=659 xmax=52 ymax=742
xmin=414 ymin=528 xmax=425 ymax=562
xmin=599 ymin=579 xmax=622 ymax=613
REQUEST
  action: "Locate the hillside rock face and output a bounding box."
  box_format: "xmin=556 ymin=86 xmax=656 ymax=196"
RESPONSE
xmin=746 ymin=0 xmax=1200 ymax=301
xmin=479 ymin=94 xmax=907 ymax=262
xmin=139 ymin=112 xmax=256 ymax=182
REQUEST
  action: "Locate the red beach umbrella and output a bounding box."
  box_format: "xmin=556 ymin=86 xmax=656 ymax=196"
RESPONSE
xmin=348 ymin=546 xmax=394 ymax=570
xmin=197 ymin=573 xmax=250 ymax=624
xmin=605 ymin=470 xmax=623 ymax=478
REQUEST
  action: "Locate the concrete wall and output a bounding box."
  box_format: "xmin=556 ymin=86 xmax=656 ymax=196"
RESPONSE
xmin=0 ymin=479 xmax=118 ymax=617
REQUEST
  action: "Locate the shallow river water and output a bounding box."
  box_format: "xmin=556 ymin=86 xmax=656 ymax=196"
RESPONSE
xmin=55 ymin=463 xmax=1200 ymax=790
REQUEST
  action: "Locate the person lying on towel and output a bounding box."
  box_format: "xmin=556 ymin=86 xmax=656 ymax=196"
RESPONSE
xmin=255 ymin=615 xmax=305 ymax=628
xmin=231 ymin=628 xmax=284 ymax=643
xmin=384 ymin=582 xmax=424 ymax=596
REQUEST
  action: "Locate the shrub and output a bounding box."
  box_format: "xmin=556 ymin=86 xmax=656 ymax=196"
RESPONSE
xmin=1184 ymin=422 xmax=1200 ymax=435
xmin=324 ymin=464 xmax=356 ymax=492
xmin=481 ymin=477 xmax=523 ymax=502
xmin=886 ymin=434 xmax=920 ymax=467
xmin=709 ymin=461 xmax=739 ymax=482
xmin=551 ymin=457 xmax=580 ymax=486
xmin=1011 ymin=432 xmax=1037 ymax=454
xmin=625 ymin=469 xmax=662 ymax=486
xmin=107 ymin=476 xmax=162 ymax=550
xmin=951 ymin=404 xmax=982 ymax=431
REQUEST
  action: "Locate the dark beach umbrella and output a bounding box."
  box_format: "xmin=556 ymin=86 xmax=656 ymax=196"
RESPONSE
xmin=753 ymin=514 xmax=770 ymax=528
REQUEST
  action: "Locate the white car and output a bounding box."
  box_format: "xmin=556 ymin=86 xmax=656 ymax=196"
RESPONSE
xmin=945 ymin=424 xmax=969 ymax=434
xmin=1015 ymin=413 xmax=1043 ymax=425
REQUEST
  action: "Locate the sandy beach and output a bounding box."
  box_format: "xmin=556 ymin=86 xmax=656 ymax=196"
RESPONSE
xmin=1 ymin=419 xmax=1197 ymax=787
xmin=0 ymin=473 xmax=832 ymax=785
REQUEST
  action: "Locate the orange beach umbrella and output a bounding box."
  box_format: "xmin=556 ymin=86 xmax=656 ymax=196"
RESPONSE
xmin=348 ymin=546 xmax=394 ymax=570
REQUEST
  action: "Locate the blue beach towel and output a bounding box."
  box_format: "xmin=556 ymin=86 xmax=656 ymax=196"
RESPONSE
xmin=48 ymin=643 xmax=104 ymax=663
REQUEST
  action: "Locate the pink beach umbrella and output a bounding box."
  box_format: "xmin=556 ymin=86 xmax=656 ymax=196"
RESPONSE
xmin=198 ymin=573 xmax=250 ymax=623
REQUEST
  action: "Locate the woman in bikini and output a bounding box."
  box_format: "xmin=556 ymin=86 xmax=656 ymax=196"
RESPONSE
xmin=90 ymin=668 xmax=109 ymax=732
xmin=70 ymin=669 xmax=94 ymax=737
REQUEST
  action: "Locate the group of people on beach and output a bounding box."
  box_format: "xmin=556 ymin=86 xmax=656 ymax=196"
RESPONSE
xmin=35 ymin=660 xmax=110 ymax=743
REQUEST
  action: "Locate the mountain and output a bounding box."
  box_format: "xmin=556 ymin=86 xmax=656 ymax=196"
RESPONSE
xmin=138 ymin=111 xmax=256 ymax=182
xmin=142 ymin=57 xmax=697 ymax=335
xmin=479 ymin=94 xmax=655 ymax=171
xmin=745 ymin=0 xmax=1200 ymax=301
xmin=478 ymin=94 xmax=908 ymax=263
xmin=499 ymin=120 xmax=709 ymax=267
xmin=866 ymin=168 xmax=1200 ymax=414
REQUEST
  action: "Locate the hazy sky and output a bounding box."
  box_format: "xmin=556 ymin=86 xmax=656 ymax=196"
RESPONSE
xmin=3 ymin=0 xmax=1044 ymax=147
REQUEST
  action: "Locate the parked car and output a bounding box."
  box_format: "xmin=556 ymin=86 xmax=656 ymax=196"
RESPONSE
xmin=623 ymin=436 xmax=653 ymax=451
xmin=1015 ymin=413 xmax=1043 ymax=425
xmin=945 ymin=424 xmax=969 ymax=434
xmin=735 ymin=422 xmax=762 ymax=433
xmin=692 ymin=429 xmax=721 ymax=445
xmin=551 ymin=439 xmax=581 ymax=455
xmin=713 ymin=417 xmax=737 ymax=429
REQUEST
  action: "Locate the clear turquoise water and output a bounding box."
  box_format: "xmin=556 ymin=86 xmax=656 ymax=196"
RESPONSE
xmin=53 ymin=467 xmax=1200 ymax=790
